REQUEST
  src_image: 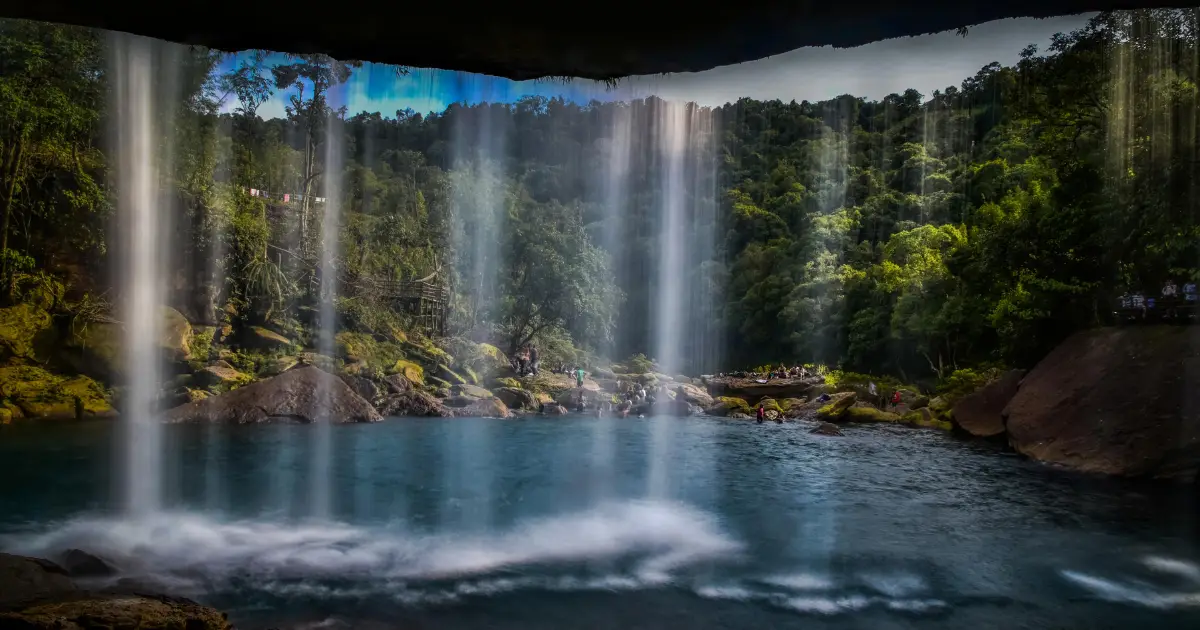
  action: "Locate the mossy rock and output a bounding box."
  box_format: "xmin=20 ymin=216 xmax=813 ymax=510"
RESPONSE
xmin=910 ymin=395 xmax=931 ymax=410
xmin=707 ymin=396 xmax=751 ymax=417
xmin=261 ymin=355 xmax=300 ymax=377
xmin=336 ymin=331 xmax=404 ymax=372
xmin=392 ymin=359 xmax=425 ymax=384
xmin=0 ymin=365 xmax=113 ymax=419
xmin=0 ymin=303 xmax=54 ymax=362
xmin=816 ymin=392 xmax=858 ymax=420
xmin=491 ymin=376 xmax=521 ymax=389
xmin=64 ymin=306 xmax=191 ymax=380
xmin=247 ymin=326 xmax=293 ymax=350
xmin=902 ymin=407 xmax=952 ymax=431
xmin=435 ymin=364 xmax=467 ymax=385
xmin=755 ymin=397 xmax=784 ymax=414
xmin=451 ymin=383 xmax=494 ymax=399
xmin=427 ymin=376 xmax=450 ymax=390
xmin=843 ymin=406 xmax=903 ymax=423
xmin=187 ymin=326 xmax=216 ymax=362
xmin=403 ymin=336 xmax=454 ymax=368
xmin=461 ymin=365 xmax=480 ymax=385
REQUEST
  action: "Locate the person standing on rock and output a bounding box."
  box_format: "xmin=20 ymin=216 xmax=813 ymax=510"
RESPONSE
xmin=529 ymin=345 xmax=540 ymax=375
xmin=575 ymin=366 xmax=585 ymax=388
xmin=891 ymin=390 xmax=902 ymax=410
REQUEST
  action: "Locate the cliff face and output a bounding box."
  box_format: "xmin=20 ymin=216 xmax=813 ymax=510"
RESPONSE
xmin=0 ymin=1 xmax=1181 ymax=80
xmin=1004 ymin=326 xmax=1200 ymax=482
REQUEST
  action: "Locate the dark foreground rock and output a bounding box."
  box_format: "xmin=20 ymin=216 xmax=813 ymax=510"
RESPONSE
xmin=58 ymin=549 xmax=117 ymax=578
xmin=163 ymin=366 xmax=382 ymax=424
xmin=1005 ymin=326 xmax=1200 ymax=481
xmin=810 ymin=422 xmax=843 ymax=436
xmin=0 ymin=553 xmax=232 ymax=629
xmin=951 ymin=369 xmax=1024 ymax=438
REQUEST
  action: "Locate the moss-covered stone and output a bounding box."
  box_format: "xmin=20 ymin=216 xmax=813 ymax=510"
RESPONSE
xmin=815 ymin=391 xmax=858 ymax=420
xmin=902 ymin=407 xmax=953 ymax=430
xmin=194 ymin=364 xmax=253 ymax=392
xmin=1 ymin=594 xmax=234 ymax=629
xmin=261 ymin=355 xmax=300 ymax=377
xmin=843 ymin=406 xmax=903 ymax=423
xmin=0 ymin=365 xmax=113 ymax=419
xmin=707 ymin=396 xmax=751 ymax=416
xmin=491 ymin=376 xmax=521 ymax=389
xmin=0 ymin=303 xmax=53 ymax=362
xmin=188 ymin=326 xmax=216 ymax=362
xmin=248 ymin=325 xmax=292 ymax=350
xmin=64 ymin=307 xmax=192 ymax=380
xmin=336 ymin=331 xmax=404 ymax=373
xmin=755 ymin=397 xmax=783 ymax=414
xmin=461 ymin=365 xmax=480 ymax=385
xmin=435 ymin=364 xmax=467 ymax=385
xmin=391 ymin=359 xmax=425 ymax=384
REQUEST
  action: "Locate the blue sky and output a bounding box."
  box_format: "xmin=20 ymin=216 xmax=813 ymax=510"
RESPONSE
xmin=218 ymin=14 xmax=1096 ymax=120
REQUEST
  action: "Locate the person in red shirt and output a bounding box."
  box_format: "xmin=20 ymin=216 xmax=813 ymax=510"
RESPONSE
xmin=756 ymin=404 xmax=765 ymax=423
xmin=891 ymin=390 xmax=902 ymax=409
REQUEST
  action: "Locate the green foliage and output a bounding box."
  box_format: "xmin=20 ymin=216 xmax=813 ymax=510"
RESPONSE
xmin=936 ymin=366 xmax=1006 ymax=402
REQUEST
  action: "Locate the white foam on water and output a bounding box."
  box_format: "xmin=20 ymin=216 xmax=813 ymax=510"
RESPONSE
xmin=781 ymin=594 xmax=870 ymax=615
xmin=1061 ymin=556 xmax=1200 ymax=611
xmin=860 ymin=571 xmax=927 ymax=597
xmin=3 ymin=500 xmax=739 ymax=594
xmin=762 ymin=573 xmax=835 ymax=591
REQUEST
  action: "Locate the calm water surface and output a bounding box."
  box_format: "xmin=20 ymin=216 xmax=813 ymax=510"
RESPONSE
xmin=1 ymin=416 xmax=1199 ymax=629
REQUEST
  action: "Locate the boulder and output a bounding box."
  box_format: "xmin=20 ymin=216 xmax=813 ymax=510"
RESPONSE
xmin=260 ymin=355 xmax=300 ymax=376
xmin=391 ymin=359 xmax=425 ymax=384
xmin=435 ymin=364 xmax=467 ymax=385
xmin=61 ymin=307 xmax=192 ymax=380
xmin=382 ymin=373 xmax=412 ymax=394
xmin=442 ymin=395 xmax=477 ymax=408
xmin=910 ymin=395 xmax=931 ymax=410
xmin=453 ymin=397 xmax=511 ymax=418
xmin=675 ymin=382 xmax=714 ymax=408
xmin=0 ymin=366 xmax=113 ymax=420
xmin=378 ymin=390 xmax=453 ymax=417
xmin=542 ymin=403 xmax=568 ymax=415
xmin=901 ymin=407 xmax=952 ymax=430
xmin=0 ymin=303 xmax=54 ymax=362
xmin=810 ymin=422 xmax=843 ymax=436
xmin=495 ymin=386 xmax=538 ymax=410
xmin=163 ymin=366 xmax=382 ymax=424
xmin=58 ymin=549 xmax=117 ymax=578
xmin=951 ymin=369 xmax=1025 ymax=438
xmin=339 ymin=374 xmax=380 ymax=405
xmin=1005 ymin=326 xmax=1200 ymax=481
xmin=814 ymin=391 xmax=857 ymax=421
xmin=0 ymin=553 xmax=77 ymax=609
xmin=655 ymin=398 xmax=699 ymax=417
xmin=842 ymin=406 xmax=902 ymax=423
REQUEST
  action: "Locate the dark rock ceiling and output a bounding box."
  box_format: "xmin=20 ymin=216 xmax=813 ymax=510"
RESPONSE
xmin=6 ymin=1 xmax=1200 ymax=80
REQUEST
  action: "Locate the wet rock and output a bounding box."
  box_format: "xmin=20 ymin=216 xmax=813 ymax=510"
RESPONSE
xmin=951 ymin=369 xmax=1024 ymax=438
xmin=495 ymin=386 xmax=537 ymax=410
xmin=164 ymin=366 xmax=382 ymax=424
xmin=378 ymin=390 xmax=453 ymax=417
xmin=655 ymin=398 xmax=699 ymax=417
xmin=704 ymin=396 xmax=751 ymax=417
xmin=842 ymin=406 xmax=902 ymax=423
xmin=260 ymin=355 xmax=300 ymax=377
xmin=391 ymin=360 xmax=425 ymax=385
xmin=58 ymin=549 xmax=117 ymax=578
xmin=339 ymin=374 xmax=380 ymax=405
xmin=1005 ymin=326 xmax=1200 ymax=481
xmin=542 ymin=403 xmax=568 ymax=415
xmin=810 ymin=421 xmax=843 ymax=436
xmin=247 ymin=325 xmax=292 ymax=350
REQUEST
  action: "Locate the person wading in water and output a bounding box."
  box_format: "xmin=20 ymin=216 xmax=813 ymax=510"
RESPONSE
xmin=756 ymin=404 xmax=765 ymax=424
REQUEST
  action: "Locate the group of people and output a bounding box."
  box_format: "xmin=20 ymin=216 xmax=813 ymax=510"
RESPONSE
xmin=512 ymin=345 xmax=541 ymax=376
xmin=1118 ymin=280 xmax=1197 ymax=321
xmin=718 ymin=364 xmax=812 ymax=381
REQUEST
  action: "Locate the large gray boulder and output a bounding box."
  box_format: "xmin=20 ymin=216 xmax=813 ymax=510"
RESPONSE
xmin=164 ymin=366 xmax=382 ymax=424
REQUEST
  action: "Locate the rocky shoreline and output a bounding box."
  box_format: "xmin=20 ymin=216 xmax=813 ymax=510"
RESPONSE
xmin=0 ymin=293 xmax=1196 ymax=482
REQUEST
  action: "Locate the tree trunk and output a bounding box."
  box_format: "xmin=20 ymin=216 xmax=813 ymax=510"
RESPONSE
xmin=0 ymin=136 xmax=26 ymax=299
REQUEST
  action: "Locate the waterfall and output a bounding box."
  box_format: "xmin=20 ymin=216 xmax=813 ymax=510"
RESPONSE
xmin=312 ymin=112 xmax=344 ymax=519
xmin=111 ymin=33 xmax=175 ymax=516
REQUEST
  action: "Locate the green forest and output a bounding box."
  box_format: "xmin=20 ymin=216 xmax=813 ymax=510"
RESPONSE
xmin=1 ymin=9 xmax=1198 ymax=395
